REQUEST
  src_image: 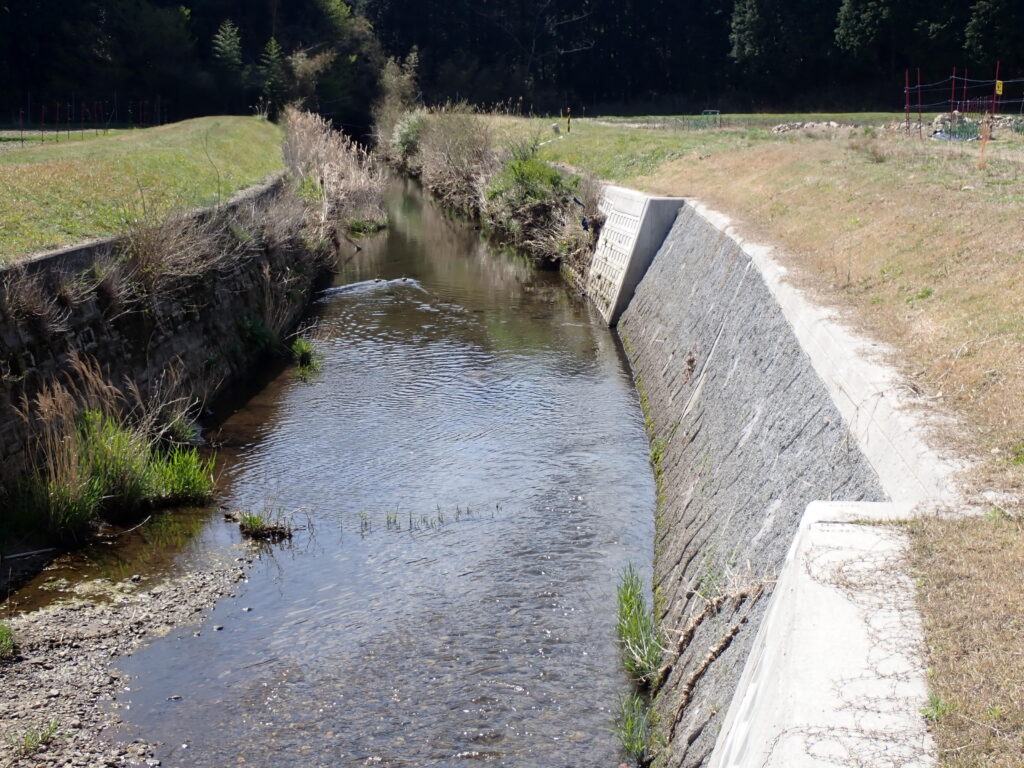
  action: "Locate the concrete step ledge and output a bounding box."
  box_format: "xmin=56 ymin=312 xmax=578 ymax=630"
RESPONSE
xmin=708 ymin=501 xmax=933 ymax=768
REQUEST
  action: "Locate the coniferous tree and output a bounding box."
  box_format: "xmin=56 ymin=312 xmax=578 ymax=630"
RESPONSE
xmin=259 ymin=37 xmax=288 ymax=116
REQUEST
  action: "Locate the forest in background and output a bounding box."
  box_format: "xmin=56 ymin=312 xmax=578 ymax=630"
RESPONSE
xmin=2 ymin=0 xmax=1022 ymax=136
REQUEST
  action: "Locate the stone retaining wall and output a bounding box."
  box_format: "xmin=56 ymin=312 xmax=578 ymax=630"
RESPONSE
xmin=0 ymin=175 xmax=327 ymax=485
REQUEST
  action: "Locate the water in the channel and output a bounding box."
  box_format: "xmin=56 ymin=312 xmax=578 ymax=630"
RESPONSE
xmin=79 ymin=179 xmax=655 ymax=766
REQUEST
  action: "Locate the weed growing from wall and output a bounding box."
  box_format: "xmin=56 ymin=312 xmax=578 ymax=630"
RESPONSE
xmin=615 ymin=563 xmax=664 ymax=766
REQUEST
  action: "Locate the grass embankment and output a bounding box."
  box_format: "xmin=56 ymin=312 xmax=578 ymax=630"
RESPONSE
xmin=0 ymin=116 xmax=284 ymax=260
xmin=491 ymin=113 xmax=1024 ymax=767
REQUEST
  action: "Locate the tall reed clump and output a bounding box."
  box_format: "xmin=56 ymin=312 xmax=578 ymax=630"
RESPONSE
xmin=10 ymin=354 xmax=214 ymax=539
xmin=617 ymin=563 xmax=664 ymax=685
xmin=615 ymin=563 xmax=663 ymax=767
xmin=282 ymin=107 xmax=387 ymax=243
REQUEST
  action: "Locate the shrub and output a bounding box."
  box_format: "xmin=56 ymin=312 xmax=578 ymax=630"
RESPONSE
xmin=487 ymin=139 xmax=568 ymax=204
xmin=391 ymin=109 xmax=427 ymax=166
xmin=372 ymin=50 xmax=420 ymax=158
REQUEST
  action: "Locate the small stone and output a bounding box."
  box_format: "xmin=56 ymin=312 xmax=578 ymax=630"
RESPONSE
xmin=213 ymin=626 xmax=224 ymax=631
xmin=167 ymin=695 xmax=182 ymax=701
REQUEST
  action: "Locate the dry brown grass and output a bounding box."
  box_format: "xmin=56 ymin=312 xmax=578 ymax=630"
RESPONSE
xmin=416 ymin=104 xmax=499 ymax=215
xmin=118 ymin=212 xmax=246 ymax=297
xmin=907 ymin=513 xmax=1024 ymax=768
xmin=635 ymin=130 xmax=1024 ymax=495
xmin=0 ymin=267 xmax=70 ymax=338
xmin=281 ymin=107 xmax=386 ymax=239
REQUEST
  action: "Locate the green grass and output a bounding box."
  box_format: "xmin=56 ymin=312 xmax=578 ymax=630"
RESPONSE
xmin=0 ymin=116 xmax=283 ymax=259
xmin=4 ymin=718 xmax=60 ymax=756
xmin=487 ymin=139 xmax=570 ymax=203
xmin=290 ymin=336 xmax=323 ymax=380
xmin=238 ymin=506 xmax=293 ymax=540
xmin=0 ymin=621 xmax=16 ymax=662
xmin=615 ymin=692 xmax=655 ymax=767
xmin=617 ymin=563 xmax=663 ymax=686
xmin=10 ymin=409 xmax=215 ymax=538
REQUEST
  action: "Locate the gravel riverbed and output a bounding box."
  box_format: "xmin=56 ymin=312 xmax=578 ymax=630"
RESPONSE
xmin=0 ymin=555 xmax=252 ymax=768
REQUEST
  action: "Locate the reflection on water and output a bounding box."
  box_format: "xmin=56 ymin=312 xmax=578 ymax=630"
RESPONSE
xmin=105 ymin=178 xmax=657 ymax=766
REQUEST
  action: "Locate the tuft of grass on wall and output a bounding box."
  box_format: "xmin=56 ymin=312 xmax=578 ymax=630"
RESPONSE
xmin=617 ymin=563 xmax=663 ymax=686
xmin=615 ymin=692 xmax=655 ymax=767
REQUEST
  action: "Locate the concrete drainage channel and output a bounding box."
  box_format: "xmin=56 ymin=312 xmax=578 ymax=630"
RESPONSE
xmin=590 ymin=186 xmax=953 ymax=767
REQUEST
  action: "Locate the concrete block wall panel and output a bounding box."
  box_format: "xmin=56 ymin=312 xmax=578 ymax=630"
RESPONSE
xmin=617 ymin=204 xmax=887 ymax=768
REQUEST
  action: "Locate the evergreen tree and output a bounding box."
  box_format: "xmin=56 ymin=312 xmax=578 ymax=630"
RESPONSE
xmin=259 ymin=37 xmax=288 ymax=115
xmin=212 ymin=20 xmax=244 ymax=74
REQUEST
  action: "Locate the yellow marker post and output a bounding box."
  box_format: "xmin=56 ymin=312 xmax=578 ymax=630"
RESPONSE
xmin=996 ymin=80 xmax=1004 ymax=95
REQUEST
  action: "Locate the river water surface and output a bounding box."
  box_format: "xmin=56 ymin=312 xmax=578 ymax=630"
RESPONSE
xmin=70 ymin=180 xmax=655 ymax=766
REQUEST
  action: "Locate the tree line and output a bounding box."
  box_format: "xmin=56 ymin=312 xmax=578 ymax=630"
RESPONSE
xmin=0 ymin=0 xmax=383 ymax=132
xmin=365 ymin=0 xmax=1022 ymax=112
xmin=2 ymin=0 xmax=1021 ymax=134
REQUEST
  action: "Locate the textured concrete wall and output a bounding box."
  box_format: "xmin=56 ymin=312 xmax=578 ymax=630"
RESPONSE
xmin=0 ymin=178 xmax=324 ymax=485
xmin=617 ymin=204 xmax=887 ymax=768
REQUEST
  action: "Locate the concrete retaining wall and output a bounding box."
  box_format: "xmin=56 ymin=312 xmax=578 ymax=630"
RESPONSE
xmin=613 ymin=200 xmax=941 ymax=767
xmin=0 ymin=175 xmax=325 ymax=486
